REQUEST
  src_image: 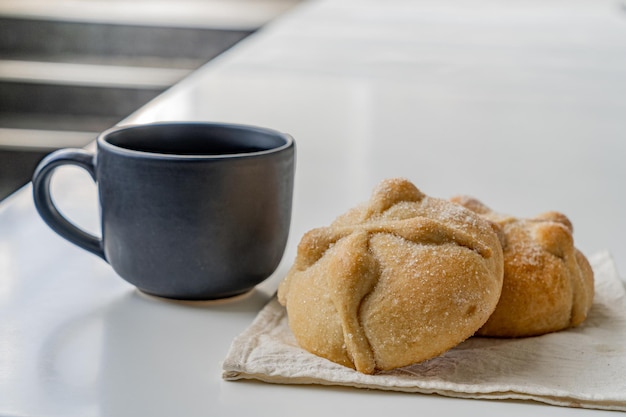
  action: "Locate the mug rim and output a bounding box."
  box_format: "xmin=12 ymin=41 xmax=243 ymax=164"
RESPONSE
xmin=97 ymin=121 xmax=294 ymax=160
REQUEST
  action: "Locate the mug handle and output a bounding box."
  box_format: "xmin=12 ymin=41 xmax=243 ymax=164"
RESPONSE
xmin=32 ymin=148 xmax=106 ymax=260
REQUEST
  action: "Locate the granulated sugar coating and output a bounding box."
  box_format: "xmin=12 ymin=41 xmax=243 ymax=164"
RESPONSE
xmin=278 ymin=178 xmax=504 ymax=374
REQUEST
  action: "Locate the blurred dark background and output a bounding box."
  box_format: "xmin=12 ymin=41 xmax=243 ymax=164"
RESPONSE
xmin=0 ymin=0 xmax=299 ymax=200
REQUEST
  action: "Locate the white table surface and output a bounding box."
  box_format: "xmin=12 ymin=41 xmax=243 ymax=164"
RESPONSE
xmin=1 ymin=0 xmax=625 ymax=415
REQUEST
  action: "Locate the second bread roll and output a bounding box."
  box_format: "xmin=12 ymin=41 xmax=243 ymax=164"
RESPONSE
xmin=451 ymin=196 xmax=594 ymax=337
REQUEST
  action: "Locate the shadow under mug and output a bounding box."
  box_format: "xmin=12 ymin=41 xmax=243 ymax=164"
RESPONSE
xmin=32 ymin=122 xmax=295 ymax=300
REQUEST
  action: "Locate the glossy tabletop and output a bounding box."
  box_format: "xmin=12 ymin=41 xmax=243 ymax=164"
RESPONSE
xmin=1 ymin=0 xmax=625 ymax=415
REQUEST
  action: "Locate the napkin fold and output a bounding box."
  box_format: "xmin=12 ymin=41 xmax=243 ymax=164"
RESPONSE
xmin=223 ymin=251 xmax=626 ymax=411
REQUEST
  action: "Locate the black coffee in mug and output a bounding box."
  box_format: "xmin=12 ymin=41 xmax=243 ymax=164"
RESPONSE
xmin=33 ymin=122 xmax=295 ymax=300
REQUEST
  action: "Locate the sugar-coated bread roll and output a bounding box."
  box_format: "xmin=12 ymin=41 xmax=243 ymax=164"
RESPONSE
xmin=278 ymin=178 xmax=504 ymax=374
xmin=450 ymin=196 xmax=594 ymax=337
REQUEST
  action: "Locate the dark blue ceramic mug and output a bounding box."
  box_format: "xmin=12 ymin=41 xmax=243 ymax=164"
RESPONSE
xmin=32 ymin=122 xmax=295 ymax=300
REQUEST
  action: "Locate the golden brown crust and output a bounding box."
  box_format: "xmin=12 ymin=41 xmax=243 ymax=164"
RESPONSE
xmin=450 ymin=196 xmax=594 ymax=337
xmin=278 ymin=178 xmax=504 ymax=373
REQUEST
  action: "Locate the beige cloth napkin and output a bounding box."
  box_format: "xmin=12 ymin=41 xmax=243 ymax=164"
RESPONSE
xmin=223 ymin=251 xmax=626 ymax=411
